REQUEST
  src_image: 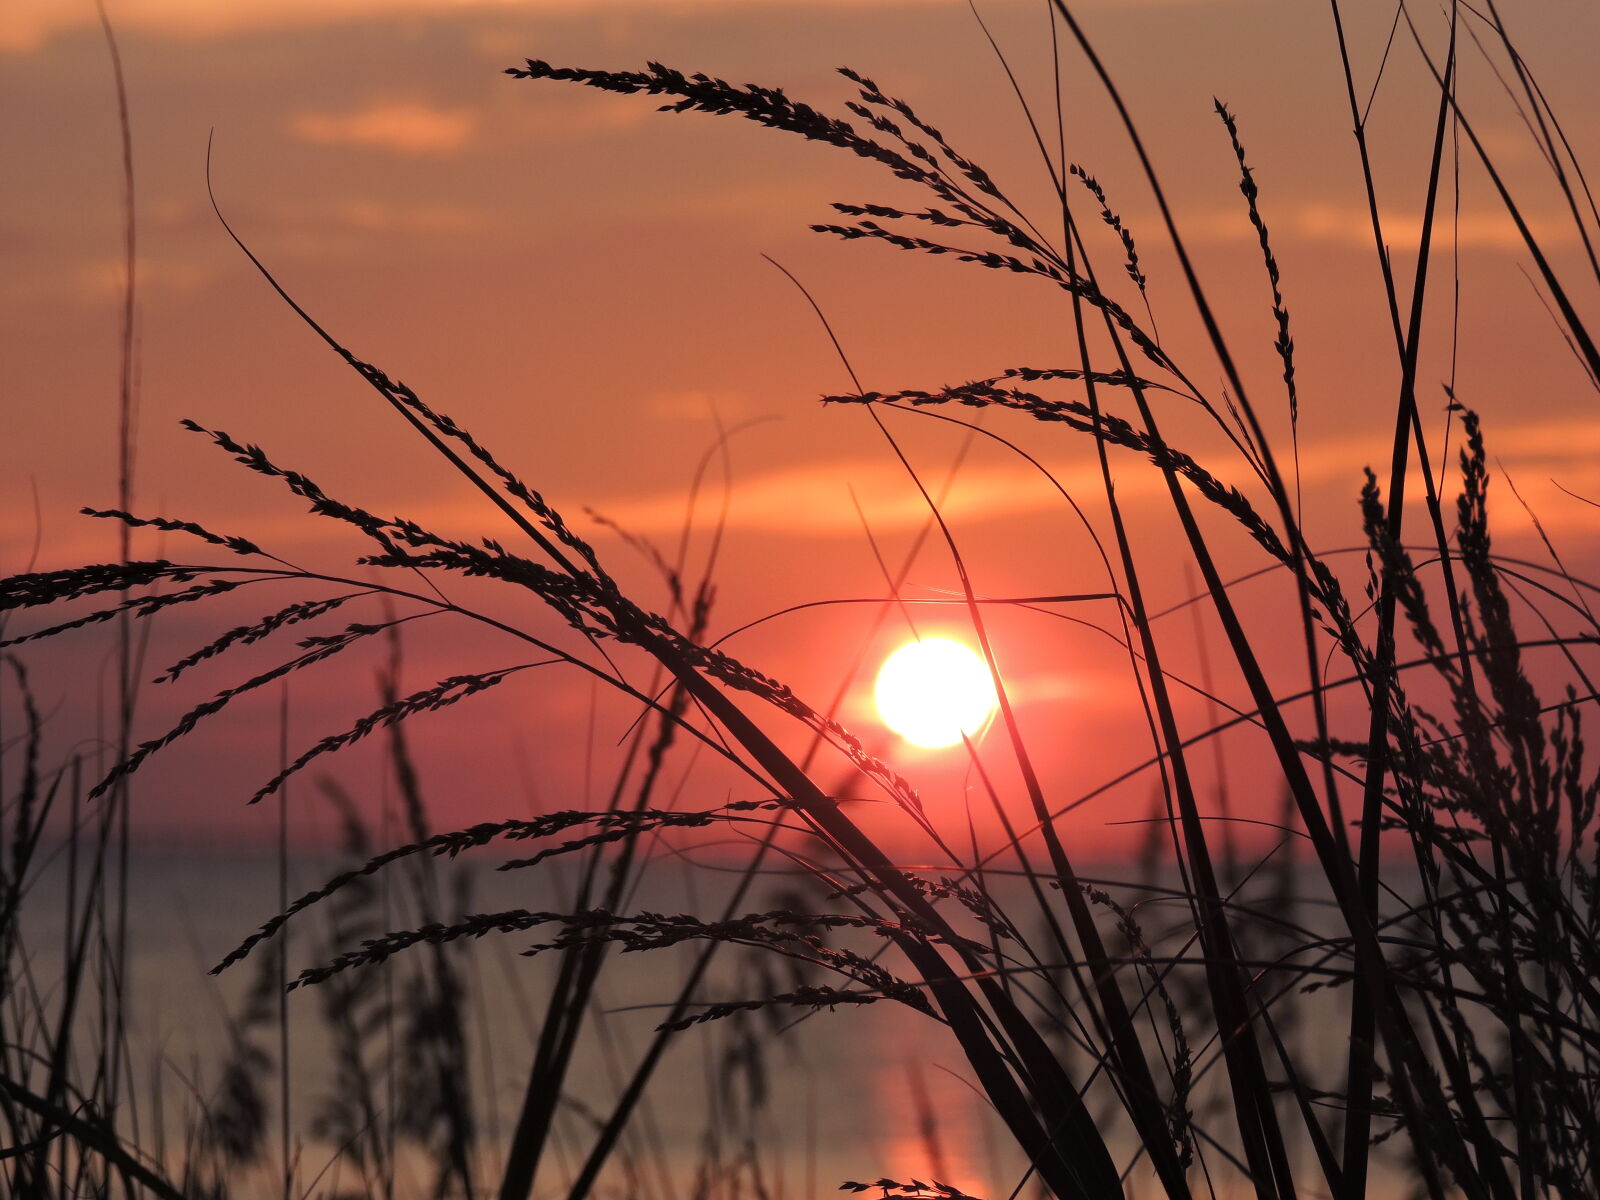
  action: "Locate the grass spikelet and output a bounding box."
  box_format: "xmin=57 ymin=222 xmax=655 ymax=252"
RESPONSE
xmin=212 ymin=801 xmax=781 ymax=974
xmin=0 ymin=560 xmax=187 ymax=613
xmin=156 ymin=591 xmax=371 ymax=684
xmin=1069 ymin=164 xmax=1153 ymax=319
xmin=654 ymin=984 xmax=903 ymax=1033
xmin=0 ymin=577 xmax=252 ymax=650
xmin=79 ymin=506 xmax=263 ymax=556
xmin=245 ymin=667 xmax=522 ymax=804
xmin=507 ymin=59 xmax=939 ymax=189
xmin=826 ymin=381 xmax=1291 ymax=564
xmin=88 ymin=626 xmax=391 ymax=799
xmin=838 ymin=1178 xmax=984 ymax=1199
xmin=1214 ymin=101 xmax=1299 ymax=429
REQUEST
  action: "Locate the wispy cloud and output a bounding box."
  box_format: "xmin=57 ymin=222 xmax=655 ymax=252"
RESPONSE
xmin=579 ymin=415 xmax=1600 ymax=540
xmin=642 ymin=389 xmax=760 ymax=423
xmin=291 ymin=100 xmax=478 ymax=155
xmin=4 ymin=0 xmax=518 ymax=51
xmin=1288 ymin=202 xmax=1573 ymax=252
xmin=585 ymin=458 xmax=1051 ymax=536
xmin=1188 ymin=200 xmax=1579 ymax=253
xmin=1 ymin=0 xmax=1215 ymax=53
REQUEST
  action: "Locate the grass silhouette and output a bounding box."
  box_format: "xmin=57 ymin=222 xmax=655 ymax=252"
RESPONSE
xmin=4 ymin=2 xmax=1600 ymax=1197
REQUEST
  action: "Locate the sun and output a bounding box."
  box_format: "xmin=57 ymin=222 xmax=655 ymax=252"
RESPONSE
xmin=874 ymin=637 xmax=999 ymax=749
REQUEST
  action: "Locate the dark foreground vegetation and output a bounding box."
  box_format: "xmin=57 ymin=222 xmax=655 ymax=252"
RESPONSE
xmin=5 ymin=1 xmax=1600 ymax=1197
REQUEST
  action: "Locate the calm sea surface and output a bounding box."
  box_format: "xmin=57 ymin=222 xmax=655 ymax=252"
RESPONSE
xmin=15 ymin=846 xmax=1417 ymax=1199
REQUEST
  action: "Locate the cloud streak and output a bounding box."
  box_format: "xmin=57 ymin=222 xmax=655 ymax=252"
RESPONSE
xmin=1187 ymin=200 xmax=1581 ymax=253
xmin=0 ymin=0 xmax=1212 ymax=53
xmin=580 ymin=414 xmax=1600 ymax=538
xmin=291 ymin=100 xmax=478 ymax=155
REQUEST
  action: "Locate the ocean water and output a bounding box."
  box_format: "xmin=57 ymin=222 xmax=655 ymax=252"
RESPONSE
xmin=11 ymin=844 xmax=1414 ymax=1199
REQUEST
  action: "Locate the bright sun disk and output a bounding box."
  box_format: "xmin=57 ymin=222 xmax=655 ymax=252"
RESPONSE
xmin=874 ymin=637 xmax=999 ymax=749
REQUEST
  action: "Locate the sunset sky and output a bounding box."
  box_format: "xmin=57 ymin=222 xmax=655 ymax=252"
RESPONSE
xmin=4 ymin=0 xmax=1598 ymax=852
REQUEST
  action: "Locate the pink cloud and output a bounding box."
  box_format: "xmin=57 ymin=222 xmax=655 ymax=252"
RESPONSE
xmin=291 ymin=100 xmax=478 ymax=156
xmin=1189 ymin=201 xmax=1579 ymax=253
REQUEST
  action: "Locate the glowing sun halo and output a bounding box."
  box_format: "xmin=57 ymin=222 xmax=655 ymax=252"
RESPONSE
xmin=874 ymin=638 xmax=999 ymax=749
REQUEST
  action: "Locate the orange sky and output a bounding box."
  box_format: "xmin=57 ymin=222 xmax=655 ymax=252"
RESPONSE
xmin=4 ymin=0 xmax=1599 ymax=854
